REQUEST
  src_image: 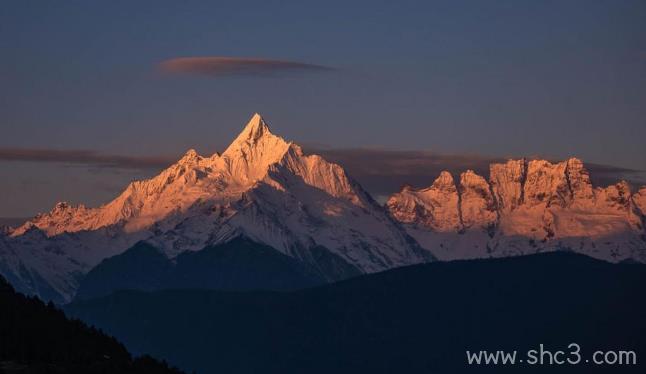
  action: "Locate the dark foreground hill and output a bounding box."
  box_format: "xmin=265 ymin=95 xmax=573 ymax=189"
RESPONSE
xmin=66 ymin=252 xmax=646 ymax=374
xmin=0 ymin=276 xmax=184 ymax=374
xmin=74 ymin=237 xmax=339 ymax=301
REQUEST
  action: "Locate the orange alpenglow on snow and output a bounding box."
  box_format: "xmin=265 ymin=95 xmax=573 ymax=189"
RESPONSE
xmin=2 ymin=114 xmax=646 ymax=304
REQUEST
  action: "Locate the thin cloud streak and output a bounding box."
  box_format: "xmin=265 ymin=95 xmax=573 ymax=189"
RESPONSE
xmin=0 ymin=148 xmax=173 ymax=170
xmin=0 ymin=148 xmax=643 ymax=197
xmin=158 ymin=57 xmax=334 ymax=77
xmin=306 ymin=147 xmax=646 ymax=196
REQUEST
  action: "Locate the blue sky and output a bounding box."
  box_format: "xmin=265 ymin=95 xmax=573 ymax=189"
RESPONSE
xmin=1 ymin=0 xmax=645 ymax=216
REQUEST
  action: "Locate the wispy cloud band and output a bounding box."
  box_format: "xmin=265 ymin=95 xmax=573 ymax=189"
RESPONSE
xmin=0 ymin=148 xmax=173 ymax=170
xmin=158 ymin=57 xmax=334 ymax=77
xmin=0 ymin=147 xmax=642 ymax=196
xmin=307 ymin=147 xmax=646 ymax=196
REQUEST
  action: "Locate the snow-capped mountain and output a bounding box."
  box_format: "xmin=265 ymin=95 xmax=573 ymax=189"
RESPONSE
xmin=3 ymin=113 xmax=645 ymax=303
xmin=387 ymin=158 xmax=646 ymax=262
xmin=1 ymin=114 xmax=429 ymax=303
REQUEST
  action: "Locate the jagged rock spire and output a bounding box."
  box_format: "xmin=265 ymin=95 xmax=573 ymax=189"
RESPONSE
xmin=177 ymin=149 xmax=201 ymax=164
xmin=431 ymin=171 xmax=456 ymax=191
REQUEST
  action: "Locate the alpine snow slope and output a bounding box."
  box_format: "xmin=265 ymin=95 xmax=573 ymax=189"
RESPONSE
xmin=387 ymin=159 xmax=646 ymax=262
xmin=0 ymin=114 xmax=429 ymax=303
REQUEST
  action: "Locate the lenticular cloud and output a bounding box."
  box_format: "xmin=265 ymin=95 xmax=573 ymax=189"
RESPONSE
xmin=159 ymin=57 xmax=333 ymax=77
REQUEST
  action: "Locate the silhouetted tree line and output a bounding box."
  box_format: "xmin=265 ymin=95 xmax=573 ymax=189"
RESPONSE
xmin=0 ymin=276 xmax=185 ymax=374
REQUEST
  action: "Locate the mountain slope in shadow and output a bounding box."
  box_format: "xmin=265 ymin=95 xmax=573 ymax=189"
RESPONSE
xmin=74 ymin=237 xmax=338 ymax=300
xmin=66 ymin=252 xmax=646 ymax=374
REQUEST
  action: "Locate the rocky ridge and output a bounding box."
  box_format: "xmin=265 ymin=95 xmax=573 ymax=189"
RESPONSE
xmin=387 ymin=158 xmax=646 ymax=261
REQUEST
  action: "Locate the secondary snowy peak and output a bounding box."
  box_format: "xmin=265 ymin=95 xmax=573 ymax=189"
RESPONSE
xmin=597 ymin=180 xmax=633 ymax=212
xmin=387 ymin=157 xmax=646 ymax=263
xmin=387 ymin=170 xmax=498 ymax=232
xmin=459 ymin=170 xmax=497 ymax=229
xmin=277 ymin=145 xmax=363 ymax=203
xmin=522 ymin=158 xmax=596 ymax=208
xmin=566 ymin=158 xmax=594 ymax=203
xmin=432 ymin=171 xmax=457 ymax=191
xmin=386 ymin=171 xmax=461 ymax=232
xmin=523 ymin=159 xmax=569 ymax=207
xmin=489 ymin=159 xmax=526 ymax=213
xmin=487 ymin=157 xmax=604 ymax=212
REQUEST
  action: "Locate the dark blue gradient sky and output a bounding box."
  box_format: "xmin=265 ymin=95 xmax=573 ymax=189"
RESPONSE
xmin=1 ymin=0 xmax=645 ymax=216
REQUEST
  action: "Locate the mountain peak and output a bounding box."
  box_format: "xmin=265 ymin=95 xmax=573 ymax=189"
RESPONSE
xmin=225 ymin=113 xmax=271 ymax=151
xmin=431 ymin=171 xmax=456 ymax=191
xmin=178 ymin=149 xmax=201 ymax=164
xmin=246 ymin=112 xmax=268 ymax=135
xmin=220 ymin=113 xmax=292 ymax=182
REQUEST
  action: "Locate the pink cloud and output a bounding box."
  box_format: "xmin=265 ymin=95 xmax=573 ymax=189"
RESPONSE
xmin=158 ymin=57 xmax=333 ymax=77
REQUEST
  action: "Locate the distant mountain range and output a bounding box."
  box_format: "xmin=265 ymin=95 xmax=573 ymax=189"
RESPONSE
xmin=388 ymin=158 xmax=646 ymax=261
xmin=1 ymin=114 xmax=645 ymax=303
xmin=65 ymin=252 xmax=646 ymax=374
